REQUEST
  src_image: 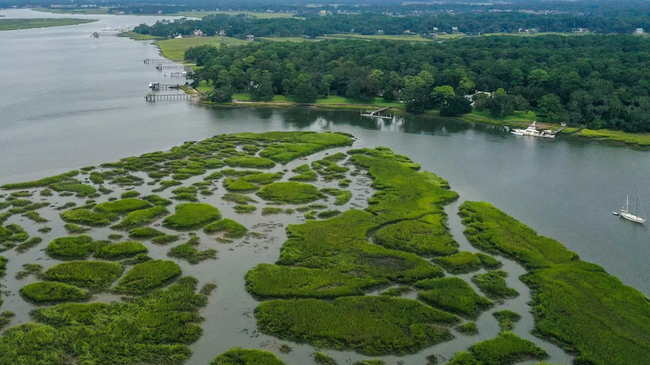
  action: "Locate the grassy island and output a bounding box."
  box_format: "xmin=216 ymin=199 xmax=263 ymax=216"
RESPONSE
xmin=0 ymin=18 xmax=97 ymax=32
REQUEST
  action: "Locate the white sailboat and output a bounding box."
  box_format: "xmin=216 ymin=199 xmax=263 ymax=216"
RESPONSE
xmin=620 ymin=194 xmax=646 ymax=224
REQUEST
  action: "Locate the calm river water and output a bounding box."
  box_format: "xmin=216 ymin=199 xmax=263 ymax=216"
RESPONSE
xmin=0 ymin=8 xmax=649 ymax=364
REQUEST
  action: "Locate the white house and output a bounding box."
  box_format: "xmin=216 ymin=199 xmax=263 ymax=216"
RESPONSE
xmin=246 ymin=35 xmax=255 ymax=41
xmin=635 ymin=28 xmax=645 ymax=34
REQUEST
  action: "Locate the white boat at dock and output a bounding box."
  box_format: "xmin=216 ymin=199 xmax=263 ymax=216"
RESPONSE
xmin=511 ymin=121 xmax=556 ymax=138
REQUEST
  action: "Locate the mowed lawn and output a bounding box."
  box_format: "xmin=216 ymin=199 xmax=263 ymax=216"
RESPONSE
xmin=155 ymin=36 xmax=249 ymax=61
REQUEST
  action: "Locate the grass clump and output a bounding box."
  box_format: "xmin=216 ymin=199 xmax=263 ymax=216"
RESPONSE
xmin=461 ymin=332 xmax=548 ymax=365
xmin=222 ymin=193 xmax=257 ymax=204
xmin=141 ymin=194 xmax=172 ymax=206
xmin=262 ymin=207 xmax=284 ymax=215
xmin=15 ymin=263 xmax=43 ymax=279
xmin=94 ymin=198 xmax=152 ymax=214
xmin=234 ymin=204 xmax=257 ymax=213
xmin=209 ymin=348 xmax=285 ymax=365
xmin=317 ymin=210 xmax=341 ymax=219
xmin=40 ymin=189 xmax=54 ymax=196
xmin=168 ymin=241 xmax=217 ymax=264
xmin=60 ymin=209 xmax=118 ymax=227
xmin=51 ymin=182 xmax=97 ymax=198
xmin=374 ymin=215 xmax=458 ymax=256
xmin=256 ymin=296 xmax=458 ymax=355
xmin=352 ymin=361 xmax=384 ymax=365
xmin=64 ymin=223 xmax=91 ymax=234
xmin=433 ymin=251 xmax=482 ymax=274
xmin=246 ymin=264 xmax=383 ymax=299
xmin=152 ymin=234 xmax=180 ymax=245
xmin=23 ymin=211 xmax=48 ymax=223
xmin=321 ymin=188 xmax=352 ymax=205
xmin=46 ymin=235 xmax=95 ymax=260
xmin=456 ymin=321 xmax=479 ymax=335
xmin=0 ymin=311 xmax=14 ymax=330
xmin=290 ymin=165 xmax=318 ymax=181
xmin=223 ymin=178 xmax=258 ymax=192
xmin=472 ymin=270 xmax=519 ymax=301
xmin=493 ymin=310 xmax=522 ymax=332
xmin=16 ymin=237 xmax=43 ymax=253
xmin=257 ymin=182 xmax=325 ymax=204
xmin=38 ymin=226 xmax=52 ymax=233
xmin=163 ymin=203 xmax=221 ymax=230
xmin=111 ymin=206 xmax=170 ymax=230
xmin=380 ymin=285 xmax=413 ymax=297
xmin=224 ymin=156 xmax=276 ymax=168
xmin=21 ymin=281 xmax=89 ymax=303
xmin=113 ymin=260 xmax=181 ymax=295
xmin=415 ymin=277 xmax=493 ymax=318
xmin=128 ymin=227 xmax=165 ymax=239
xmin=204 ymin=171 xmax=224 ymax=181
xmin=95 ymin=241 xmax=148 ymax=259
xmin=476 ymin=252 xmax=502 ymax=269
xmin=121 ymin=190 xmax=141 ymax=198
xmin=314 ymin=352 xmax=337 ymax=365
xmin=42 ymin=261 xmax=124 ymax=291
xmin=204 ymin=218 xmax=247 ymax=238
xmin=460 ymin=201 xmax=650 ymax=365
xmin=107 ymin=234 xmax=123 ymax=240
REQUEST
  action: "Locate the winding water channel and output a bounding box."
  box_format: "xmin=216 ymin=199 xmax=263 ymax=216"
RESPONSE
xmin=0 ymin=8 xmax=649 ymax=365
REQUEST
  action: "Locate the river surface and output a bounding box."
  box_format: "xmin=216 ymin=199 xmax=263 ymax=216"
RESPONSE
xmin=0 ymin=8 xmax=649 ymax=365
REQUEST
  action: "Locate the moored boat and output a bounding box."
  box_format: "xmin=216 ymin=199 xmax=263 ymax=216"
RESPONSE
xmin=619 ymin=194 xmax=646 ymax=224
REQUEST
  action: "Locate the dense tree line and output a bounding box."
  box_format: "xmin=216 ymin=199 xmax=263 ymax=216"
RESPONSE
xmin=185 ymin=35 xmax=650 ymax=132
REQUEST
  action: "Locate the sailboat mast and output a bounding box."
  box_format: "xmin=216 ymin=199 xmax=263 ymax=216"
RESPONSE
xmin=626 ymin=195 xmax=629 ymax=213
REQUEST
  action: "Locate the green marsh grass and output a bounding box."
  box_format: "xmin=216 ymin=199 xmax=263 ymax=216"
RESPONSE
xmin=380 ymin=285 xmax=413 ymax=297
xmin=94 ymin=241 xmax=148 ymax=259
xmin=163 ymin=203 xmax=221 ymax=230
xmin=460 ymin=201 xmax=650 ymax=365
xmin=493 ymin=310 xmax=521 ymax=332
xmin=23 ymin=211 xmax=48 ymax=223
xmin=234 ymin=204 xmax=257 ymax=213
xmin=467 ymin=332 xmax=548 ymax=365
xmin=42 ymin=261 xmax=124 ymax=291
xmin=246 ymin=264 xmax=383 ymax=299
xmin=60 ymin=209 xmax=118 ymax=227
xmin=168 ymin=242 xmax=217 ymax=264
xmin=15 ymin=263 xmax=43 ymax=279
xmin=433 ymin=251 xmax=482 ymax=274
xmin=320 ymin=188 xmax=352 ymax=205
xmin=64 ymin=223 xmax=91 ymax=234
xmin=120 ymin=190 xmax=141 ymax=199
xmin=0 ymin=170 xmax=78 ymax=189
xmin=16 ymin=237 xmax=43 ymax=253
xmin=210 ymin=348 xmax=286 ymax=365
xmin=107 ymin=234 xmax=123 ymax=240
xmin=94 ymin=198 xmax=152 ymax=214
xmin=317 ymin=210 xmax=341 ymax=219
xmin=20 ymin=281 xmax=89 ymax=303
xmin=262 ymin=207 xmax=284 ymax=215
xmin=224 ymin=156 xmax=276 ymax=168
xmin=46 ymin=235 xmax=95 ymax=260
xmin=476 ymin=252 xmax=502 ymax=269
xmin=314 ymin=352 xmax=337 ymax=365
xmin=456 ymin=321 xmax=479 ymax=335
xmin=113 ymin=260 xmax=181 ymax=295
xmin=142 ymin=194 xmax=172 ymax=206
xmin=374 ymin=215 xmax=458 ymax=256
xmin=152 ymin=235 xmax=180 ymax=245
xmin=128 ymin=227 xmax=165 ymax=239
xmin=0 ymin=311 xmax=14 ymax=330
xmin=223 ymin=178 xmax=258 ymax=192
xmin=257 ymin=182 xmax=325 ymax=204
xmin=111 ymin=206 xmax=169 ymax=230
xmin=204 ymin=218 xmax=247 ymax=238
xmin=255 ymin=296 xmax=458 ymax=355
xmin=472 ymin=270 xmax=519 ymax=301
xmin=222 ymin=193 xmax=258 ymax=204
xmin=51 ymin=182 xmax=97 ymax=198
xmin=415 ymin=277 xmax=493 ymax=318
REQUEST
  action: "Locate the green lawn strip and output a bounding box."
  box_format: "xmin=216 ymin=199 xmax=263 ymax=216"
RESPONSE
xmin=20 ymin=282 xmax=89 ymax=303
xmin=42 ymin=261 xmax=124 ymax=291
xmin=210 ymin=348 xmax=286 ymax=365
xmin=256 ymin=182 xmax=325 ymax=204
xmin=94 ymin=241 xmax=148 ymax=260
xmin=0 ymin=18 xmax=96 ymax=31
xmin=256 ymin=296 xmax=458 ymax=355
xmin=113 ymin=260 xmax=181 ymax=295
xmin=111 ymin=206 xmax=170 ymax=230
xmin=415 ymin=277 xmax=493 ymax=318
xmin=203 ymin=218 xmax=247 ymax=238
xmin=162 ymin=203 xmax=221 ymax=230
xmin=471 ymin=270 xmax=519 ymax=301
xmin=46 ymin=235 xmax=95 ymax=260
xmin=578 ymin=128 xmax=650 ymax=146
xmin=493 ymin=310 xmax=522 ymax=332
xmin=246 ymin=264 xmax=384 ymax=299
xmin=374 ymin=214 xmax=458 ymax=256
xmin=94 ymin=198 xmax=152 ymax=214
xmin=433 ymin=251 xmax=482 ymax=274
xmin=60 ymin=209 xmax=119 ymax=227
xmin=1 ymin=277 xmax=207 ymax=364
xmin=460 ymin=201 xmax=650 ymax=365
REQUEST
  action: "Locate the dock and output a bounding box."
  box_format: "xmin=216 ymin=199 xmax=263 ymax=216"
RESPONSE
xmin=145 ymin=93 xmax=195 ymax=102
xmin=144 ymin=59 xmax=174 ymax=64
xmin=361 ymin=107 xmax=392 ymax=119
xmin=149 ymin=82 xmax=182 ymax=91
xmin=155 ymin=64 xmax=188 ymax=71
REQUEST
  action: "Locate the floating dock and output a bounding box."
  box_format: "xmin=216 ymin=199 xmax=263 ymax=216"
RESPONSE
xmin=145 ymin=93 xmax=195 ymax=102
xmin=144 ymin=59 xmax=174 ymax=64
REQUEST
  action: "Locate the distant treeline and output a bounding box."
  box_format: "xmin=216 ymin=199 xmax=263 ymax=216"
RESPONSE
xmin=134 ymin=11 xmax=650 ymax=39
xmin=185 ymin=35 xmax=650 ymax=132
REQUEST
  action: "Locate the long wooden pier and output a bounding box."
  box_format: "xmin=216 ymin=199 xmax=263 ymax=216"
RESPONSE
xmin=361 ymin=107 xmax=392 ymax=119
xmin=149 ymin=82 xmax=182 ymax=91
xmin=156 ymin=64 xmax=187 ymax=71
xmin=145 ymin=93 xmax=195 ymax=102
xmin=144 ymin=58 xmax=174 ymax=64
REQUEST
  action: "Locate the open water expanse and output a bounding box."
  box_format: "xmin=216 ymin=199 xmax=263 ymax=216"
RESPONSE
xmin=0 ymin=9 xmax=649 ymax=365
